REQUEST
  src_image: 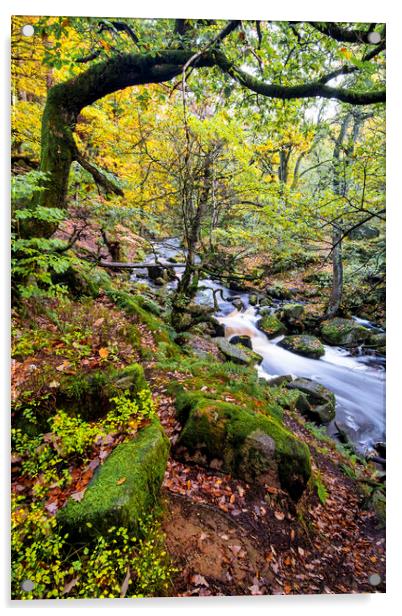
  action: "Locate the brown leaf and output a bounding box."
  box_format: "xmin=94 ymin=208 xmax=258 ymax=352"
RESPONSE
xmin=116 ymin=477 xmax=127 ymax=485
xmin=71 ymin=489 xmax=86 ymax=502
xmin=274 ymin=511 xmax=285 ymax=521
xmin=249 ymin=583 xmax=262 ymax=595
xmin=191 ymin=574 xmax=209 ymax=587
xmin=62 ymin=577 xmax=79 ymax=595
xmin=56 ymin=360 xmax=71 ymax=372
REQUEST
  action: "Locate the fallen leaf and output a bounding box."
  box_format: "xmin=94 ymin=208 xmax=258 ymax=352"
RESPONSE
xmin=116 ymin=477 xmax=127 ymax=485
xmin=274 ymin=511 xmax=285 ymax=521
xmin=98 ymin=347 xmax=109 ymax=359
xmin=62 ymin=577 xmax=79 ymax=595
xmin=71 ymin=490 xmax=86 ymax=502
xmin=49 ymin=380 xmax=60 ymax=388
xmin=249 ymin=584 xmax=262 ymax=595
xmin=56 ymin=361 xmax=71 ymax=372
xmin=45 ymin=501 xmax=58 ymax=515
xmin=191 ymin=574 xmax=209 ymax=587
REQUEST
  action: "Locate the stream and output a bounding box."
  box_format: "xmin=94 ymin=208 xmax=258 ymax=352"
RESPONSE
xmin=134 ymin=239 xmax=386 ymax=454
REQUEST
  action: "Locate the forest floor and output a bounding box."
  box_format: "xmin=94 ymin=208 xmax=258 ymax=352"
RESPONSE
xmin=11 ymin=231 xmax=385 ymax=597
xmin=149 ymin=369 xmax=386 ymax=596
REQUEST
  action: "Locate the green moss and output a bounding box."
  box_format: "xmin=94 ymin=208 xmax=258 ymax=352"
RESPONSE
xmin=258 ymin=314 xmax=287 ymax=338
xmin=58 ymin=363 xmax=148 ymax=420
xmin=176 ymin=393 xmax=311 ymax=499
xmin=278 ymin=335 xmax=325 ymax=359
xmin=106 ymin=288 xmax=173 ymax=343
xmin=321 ymin=318 xmax=370 ymax=346
xmin=134 ymin=294 xmax=162 ymax=316
xmin=57 ymin=419 xmax=169 ymax=540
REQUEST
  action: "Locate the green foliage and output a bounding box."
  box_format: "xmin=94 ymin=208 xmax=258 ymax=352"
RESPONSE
xmin=11 ymin=497 xmax=174 ymax=600
xmin=314 ymin=472 xmax=329 ymax=505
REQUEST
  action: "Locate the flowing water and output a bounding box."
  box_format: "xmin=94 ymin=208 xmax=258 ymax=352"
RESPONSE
xmin=133 ymin=239 xmax=386 ymax=454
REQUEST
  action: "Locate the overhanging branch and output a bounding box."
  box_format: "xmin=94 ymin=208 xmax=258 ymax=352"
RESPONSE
xmin=75 ymin=152 xmax=124 ymax=196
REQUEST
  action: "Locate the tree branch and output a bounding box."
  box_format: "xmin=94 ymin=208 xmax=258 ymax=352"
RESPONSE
xmin=309 ymin=22 xmax=384 ymax=45
xmin=74 ymin=152 xmax=124 ymax=196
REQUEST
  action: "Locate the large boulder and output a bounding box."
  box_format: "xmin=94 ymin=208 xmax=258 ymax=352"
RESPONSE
xmin=265 ymin=284 xmax=293 ymax=300
xmin=366 ymin=332 xmax=386 ymax=354
xmin=175 ymin=393 xmax=311 ymax=500
xmin=286 ymin=377 xmax=336 ymax=424
xmin=278 ymin=335 xmax=325 ymax=359
xmin=321 ymin=318 xmax=371 ymax=346
xmin=258 ymin=314 xmax=287 ymax=338
xmin=281 ymin=303 xmax=305 ymax=320
xmin=215 ymin=338 xmax=262 ymax=366
xmin=57 ymin=420 xmax=169 ymax=540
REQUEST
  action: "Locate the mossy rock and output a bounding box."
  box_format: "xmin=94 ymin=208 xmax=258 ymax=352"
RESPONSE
xmin=278 ymin=335 xmax=325 ymax=359
xmin=286 ymin=377 xmax=336 ymax=424
xmin=259 ymin=298 xmax=274 ymax=308
xmin=249 ymin=293 xmax=258 ymax=306
xmin=229 ymin=335 xmax=252 ymax=349
xmin=320 ymin=318 xmax=371 ymax=347
xmin=257 ymin=315 xmax=287 ymax=338
xmin=266 ymin=284 xmax=293 ymax=300
xmin=57 ymin=419 xmax=169 ymax=540
xmin=52 ymin=261 xmax=111 ymax=299
xmin=57 ymin=363 xmax=148 ymax=421
xmin=371 ymin=489 xmax=386 ymax=528
xmin=214 ymin=338 xmax=261 ymax=366
xmin=175 ymin=393 xmax=311 ymax=500
xmin=281 ymin=303 xmax=305 ymax=320
xmin=366 ymin=332 xmax=386 ymax=354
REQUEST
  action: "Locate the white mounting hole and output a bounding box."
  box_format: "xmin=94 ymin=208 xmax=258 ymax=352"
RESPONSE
xmin=21 ymin=24 xmax=35 ymax=37
xmin=367 ymin=31 xmax=381 ymax=45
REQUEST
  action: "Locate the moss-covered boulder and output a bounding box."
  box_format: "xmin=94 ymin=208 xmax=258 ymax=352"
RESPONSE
xmin=175 ymin=393 xmax=311 ymax=500
xmin=57 ymin=419 xmax=169 ymax=540
xmin=258 ymin=314 xmax=287 ymax=338
xmin=57 ymin=363 xmax=147 ymax=421
xmin=286 ymin=377 xmax=336 ymax=424
xmin=52 ymin=261 xmax=111 ymax=299
xmin=366 ymin=332 xmax=386 ymax=355
xmin=215 ymin=338 xmax=262 ymax=366
xmin=278 ymin=335 xmax=325 ymax=359
xmin=266 ymin=284 xmax=293 ymax=300
xmin=249 ymin=293 xmax=258 ymax=306
xmin=259 ymin=298 xmax=274 ymax=308
xmin=281 ymin=303 xmax=305 ymax=320
xmin=321 ymin=318 xmax=371 ymax=347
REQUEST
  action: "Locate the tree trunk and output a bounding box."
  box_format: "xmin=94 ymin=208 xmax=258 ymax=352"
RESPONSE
xmin=327 ymin=227 xmax=343 ymax=319
xmin=326 ymin=111 xmax=363 ymax=318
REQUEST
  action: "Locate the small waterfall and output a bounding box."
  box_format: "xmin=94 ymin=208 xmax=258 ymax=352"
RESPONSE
xmin=137 ymin=238 xmax=386 ymax=454
xmin=218 ymin=307 xmax=385 ymax=453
